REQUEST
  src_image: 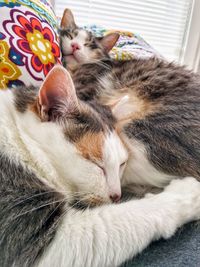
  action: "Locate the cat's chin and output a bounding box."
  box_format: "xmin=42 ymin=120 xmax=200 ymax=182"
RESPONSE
xmin=64 ymin=55 xmax=79 ymax=65
xmin=64 ymin=53 xmax=88 ymax=66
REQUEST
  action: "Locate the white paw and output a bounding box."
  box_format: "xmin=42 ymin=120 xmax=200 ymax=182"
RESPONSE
xmin=165 ymin=177 xmax=200 ymax=221
xmin=165 ymin=177 xmax=200 ymax=195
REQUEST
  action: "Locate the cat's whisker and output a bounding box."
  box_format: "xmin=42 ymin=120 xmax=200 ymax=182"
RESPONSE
xmin=12 ymin=199 xmax=66 ymax=220
xmin=10 ymin=191 xmax=59 ymax=208
xmin=8 ymin=193 xmax=94 ymax=225
xmin=56 ymin=198 xmax=87 ymax=224
xmin=44 ymin=198 xmax=67 ymax=224
xmin=57 ymin=193 xmax=99 ymax=222
xmin=9 ymin=191 xmax=67 ymax=209
xmin=8 ymin=190 xmax=95 ymax=213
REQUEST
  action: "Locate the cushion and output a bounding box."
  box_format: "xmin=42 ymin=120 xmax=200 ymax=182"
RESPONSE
xmin=83 ymin=25 xmax=161 ymax=60
xmin=0 ymin=0 xmax=61 ymax=89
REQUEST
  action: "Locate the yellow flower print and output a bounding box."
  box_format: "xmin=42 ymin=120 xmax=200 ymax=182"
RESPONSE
xmin=4 ymin=0 xmax=17 ymax=3
xmin=0 ymin=41 xmax=21 ymax=89
xmin=27 ymin=30 xmax=55 ymax=65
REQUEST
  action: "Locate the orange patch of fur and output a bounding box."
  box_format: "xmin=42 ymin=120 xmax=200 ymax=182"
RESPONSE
xmin=100 ymin=87 xmax=161 ymax=129
xmin=76 ymin=132 xmax=104 ymax=162
xmin=29 ymin=99 xmax=40 ymax=116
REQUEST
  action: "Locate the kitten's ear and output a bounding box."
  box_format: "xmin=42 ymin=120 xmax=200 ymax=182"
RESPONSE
xmin=38 ymin=65 xmax=79 ymax=121
xmin=60 ymin=8 xmax=77 ymax=29
xmin=97 ymin=33 xmax=120 ymax=52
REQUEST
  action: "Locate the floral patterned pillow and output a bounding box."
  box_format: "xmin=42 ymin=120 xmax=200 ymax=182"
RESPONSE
xmin=0 ymin=0 xmax=61 ymax=89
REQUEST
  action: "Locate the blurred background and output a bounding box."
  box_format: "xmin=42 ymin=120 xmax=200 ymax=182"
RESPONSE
xmin=51 ymin=0 xmax=200 ymax=72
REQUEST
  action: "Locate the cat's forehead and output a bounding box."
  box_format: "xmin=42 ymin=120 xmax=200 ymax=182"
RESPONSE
xmin=60 ymin=28 xmax=91 ymax=41
xmin=74 ymin=128 xmax=127 ymax=166
xmin=77 ymin=29 xmax=91 ymax=40
xmin=63 ymin=104 xmax=114 ymax=163
xmin=75 ymin=131 xmax=104 ymax=162
xmin=75 ymin=29 xmax=92 ymax=44
xmin=64 ymin=107 xmax=105 ymax=142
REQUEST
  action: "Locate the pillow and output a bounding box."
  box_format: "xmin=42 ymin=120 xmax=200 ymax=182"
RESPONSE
xmin=83 ymin=25 xmax=161 ymax=60
xmin=0 ymin=0 xmax=61 ymax=89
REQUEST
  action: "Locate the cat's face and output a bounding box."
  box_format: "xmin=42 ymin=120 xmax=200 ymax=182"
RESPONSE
xmin=59 ymin=9 xmax=119 ymax=66
xmin=26 ymin=65 xmax=127 ymax=206
xmin=60 ymin=28 xmax=106 ymax=65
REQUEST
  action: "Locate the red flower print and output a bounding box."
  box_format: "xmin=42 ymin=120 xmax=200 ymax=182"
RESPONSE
xmin=4 ymin=9 xmax=61 ymax=80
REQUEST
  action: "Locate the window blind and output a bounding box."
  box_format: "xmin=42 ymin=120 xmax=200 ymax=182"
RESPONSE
xmin=54 ymin=0 xmax=193 ymax=61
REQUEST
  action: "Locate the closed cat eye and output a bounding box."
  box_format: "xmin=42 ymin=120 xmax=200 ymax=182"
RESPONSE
xmin=84 ymin=42 xmax=98 ymax=49
xmin=67 ymin=33 xmax=73 ymax=40
xmin=120 ymin=162 xmax=126 ymax=168
xmin=96 ymin=163 xmax=106 ymax=176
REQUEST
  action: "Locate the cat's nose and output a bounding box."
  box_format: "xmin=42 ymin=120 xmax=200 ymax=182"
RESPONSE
xmin=109 ymin=193 xmax=121 ymax=203
xmin=71 ymin=43 xmax=80 ymax=52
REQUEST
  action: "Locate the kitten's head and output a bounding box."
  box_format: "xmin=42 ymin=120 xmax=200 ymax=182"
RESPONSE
xmin=59 ymin=9 xmax=119 ymax=66
xmin=22 ymin=65 xmax=127 ymax=207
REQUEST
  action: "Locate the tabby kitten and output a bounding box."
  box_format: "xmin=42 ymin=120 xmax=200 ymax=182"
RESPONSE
xmin=71 ymin=56 xmax=200 ymax=194
xmin=59 ymin=8 xmax=119 ymax=67
xmin=1 ymin=65 xmax=200 ymax=267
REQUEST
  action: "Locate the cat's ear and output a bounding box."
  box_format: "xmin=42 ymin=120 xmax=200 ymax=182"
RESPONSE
xmin=60 ymin=8 xmax=77 ymax=29
xmin=97 ymin=33 xmax=120 ymax=52
xmin=38 ymin=65 xmax=79 ymax=121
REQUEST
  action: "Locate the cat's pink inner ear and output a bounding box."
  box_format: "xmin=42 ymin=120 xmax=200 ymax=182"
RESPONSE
xmin=99 ymin=33 xmax=120 ymax=52
xmin=39 ymin=65 xmax=78 ymax=118
xmin=60 ymin=8 xmax=77 ymax=29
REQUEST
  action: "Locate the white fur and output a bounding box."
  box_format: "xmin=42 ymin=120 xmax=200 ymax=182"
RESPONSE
xmin=103 ymin=132 xmax=128 ymax=197
xmin=37 ymin=177 xmax=200 ymax=267
xmin=0 ymin=90 xmax=126 ymax=203
xmin=122 ymin=137 xmax=178 ymax=188
xmin=62 ymin=30 xmax=92 ymax=63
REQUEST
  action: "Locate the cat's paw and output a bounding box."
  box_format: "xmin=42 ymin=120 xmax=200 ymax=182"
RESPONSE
xmin=165 ymin=177 xmax=200 ymax=221
xmin=165 ymin=177 xmax=200 ymax=195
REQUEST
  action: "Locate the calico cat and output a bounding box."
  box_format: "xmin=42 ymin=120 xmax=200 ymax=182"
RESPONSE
xmin=1 ymin=64 xmax=200 ymax=267
xmin=60 ymin=10 xmax=200 ymax=194
xmin=59 ymin=9 xmax=119 ymax=67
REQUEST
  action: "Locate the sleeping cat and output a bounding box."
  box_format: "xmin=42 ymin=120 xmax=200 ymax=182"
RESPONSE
xmin=1 ymin=64 xmax=200 ymax=267
xmin=72 ymin=57 xmax=200 ymax=192
xmin=59 ymin=9 xmax=119 ymax=67
xmin=61 ymin=9 xmax=200 ymax=195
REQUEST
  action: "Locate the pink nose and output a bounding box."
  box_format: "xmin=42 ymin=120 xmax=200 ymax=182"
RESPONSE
xmin=71 ymin=43 xmax=80 ymax=52
xmin=109 ymin=193 xmax=121 ymax=203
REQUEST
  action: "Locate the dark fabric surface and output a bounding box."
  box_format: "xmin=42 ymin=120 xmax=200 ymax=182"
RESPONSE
xmin=121 ymin=222 xmax=200 ymax=267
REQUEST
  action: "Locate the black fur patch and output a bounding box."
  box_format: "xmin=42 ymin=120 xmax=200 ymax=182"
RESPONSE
xmin=14 ymin=85 xmax=38 ymax=113
xmin=0 ymin=153 xmax=65 ymax=267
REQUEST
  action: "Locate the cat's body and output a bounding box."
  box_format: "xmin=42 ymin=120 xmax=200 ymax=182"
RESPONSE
xmin=70 ymin=57 xmax=200 ymax=191
xmin=2 ymin=65 xmax=200 ymax=267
